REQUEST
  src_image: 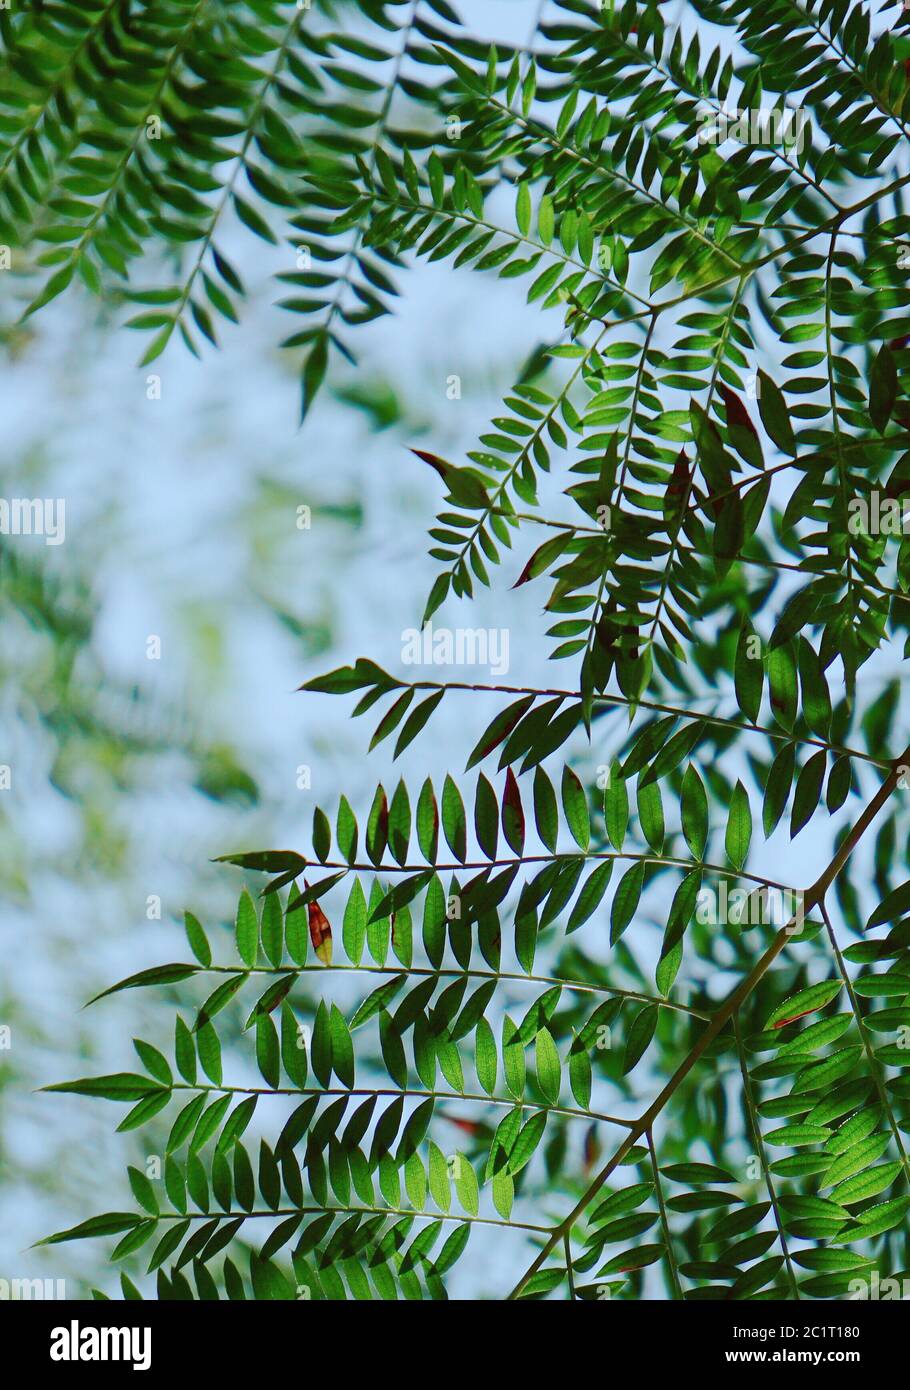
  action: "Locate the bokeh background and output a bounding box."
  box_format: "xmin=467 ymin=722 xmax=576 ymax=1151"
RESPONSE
xmin=0 ymin=0 xmax=568 ymax=1297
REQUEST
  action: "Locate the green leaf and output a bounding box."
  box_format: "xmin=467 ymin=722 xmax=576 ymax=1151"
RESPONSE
xmin=869 ymin=344 xmax=897 ymax=433
xmin=533 ymin=767 xmax=559 ymax=852
xmin=43 ymin=1074 xmax=165 ymax=1102
xmin=254 ymin=1014 xmax=279 ymax=1089
xmin=837 ymin=1196 xmax=910 ymax=1240
xmin=127 ymin=1167 xmax=159 ymax=1216
xmin=235 ymin=890 xmax=259 ymax=967
xmin=261 ymin=893 xmax=283 ymax=967
xmin=829 ymin=1163 xmax=902 ymax=1207
xmin=790 ymin=750 xmax=826 ymax=837
xmin=538 ymin=194 xmax=554 ymax=244
xmin=502 ymin=767 xmax=525 ymax=855
xmin=428 ymin=1141 xmax=451 ymax=1213
xmin=604 ymin=763 xmax=628 ymax=850
xmin=757 ymin=369 xmax=795 ymax=455
xmin=636 ymin=776 xmax=664 ymax=853
xmin=623 ymin=1004 xmax=657 ymax=1074
xmin=342 ymin=878 xmax=367 ymax=964
xmin=767 ymin=644 xmax=798 ymax=729
xmin=561 ymin=766 xmax=590 ymax=849
xmin=681 ymin=765 xmax=708 ymax=858
xmin=474 ymin=773 xmax=499 ymax=860
xmin=765 ymin=981 xmax=842 ymax=1030
xmin=515 ymin=904 xmax=538 ymax=975
xmin=567 ymin=860 xmax=613 ymax=933
xmin=475 ymin=1017 xmax=498 ymax=1095
xmin=763 ymin=742 xmax=795 ymax=838
xmin=611 ymin=862 xmax=644 ymax=945
xmin=508 ymin=1112 xmax=547 ymax=1174
xmin=822 ymin=1134 xmax=890 ymax=1189
xmin=765 ymin=1124 xmax=833 ymax=1148
xmin=87 ymin=964 xmax=199 ymax=1006
xmin=502 ymin=1017 xmax=525 ymax=1099
xmin=466 ymin=696 xmax=534 ymax=770
xmin=867 ymin=880 xmax=910 ymax=931
xmin=300 ymin=334 xmax=328 ymax=422
xmin=417 ymin=779 xmax=439 ymax=862
xmin=569 ymin=1038 xmax=592 ymax=1109
xmin=330 ymin=1005 xmax=355 ymax=1088
xmin=38 ymin=1213 xmax=143 ymax=1247
xmin=184 ymin=912 xmax=211 ymax=968
xmin=133 ymin=1039 xmax=172 ymax=1089
xmin=535 ymin=1028 xmax=561 ymax=1105
xmin=366 ymin=784 xmax=389 ymax=866
xmin=350 ymin=974 xmax=406 ymax=1030
xmin=453 ymin=1154 xmax=479 ymax=1214
xmin=725 ymin=780 xmax=752 ymax=871
xmin=515 ymin=182 xmax=531 ymax=236
xmin=337 ymin=797 xmax=359 ymax=863
xmin=734 ymin=623 xmax=763 ymax=723
xmin=661 ymin=1162 xmax=735 ymax=1184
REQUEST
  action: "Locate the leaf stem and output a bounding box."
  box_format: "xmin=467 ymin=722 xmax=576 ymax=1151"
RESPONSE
xmin=204 ymin=960 xmax=709 ymax=1019
xmin=155 ymin=1204 xmax=550 ymax=1235
xmin=399 ymin=677 xmax=891 ymax=771
xmin=645 ymin=1128 xmax=682 ymax=1301
xmin=169 ymin=1081 xmax=636 ymax=1131
xmin=295 ymin=849 xmax=805 ymax=897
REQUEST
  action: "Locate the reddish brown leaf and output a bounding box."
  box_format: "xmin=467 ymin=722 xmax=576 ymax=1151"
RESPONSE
xmin=666 ymin=449 xmax=693 ymax=516
xmin=771 ymin=1007 xmax=818 ymax=1030
xmin=583 ymin=1121 xmax=601 ymax=1172
xmin=513 ymin=532 xmax=572 ymax=588
xmin=595 ymin=602 xmax=639 ymax=662
xmin=445 ymin=1115 xmax=481 ymax=1135
xmin=304 ymin=879 xmax=332 ymax=965
xmin=410 ymin=447 xmax=450 ymax=480
xmin=668 ymin=448 xmax=690 ymax=496
xmin=502 ymin=767 xmax=525 ymax=851
xmin=469 ymin=696 xmax=533 ymax=766
xmin=720 ymin=384 xmax=759 ymax=438
xmin=409 ymin=448 xmax=490 ymax=509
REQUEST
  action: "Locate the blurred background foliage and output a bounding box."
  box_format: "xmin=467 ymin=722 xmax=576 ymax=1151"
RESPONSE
xmin=0 ymin=1 xmax=554 ymax=1296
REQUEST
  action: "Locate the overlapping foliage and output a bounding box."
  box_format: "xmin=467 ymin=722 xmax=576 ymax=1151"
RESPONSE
xmin=18 ymin=0 xmax=910 ymax=1298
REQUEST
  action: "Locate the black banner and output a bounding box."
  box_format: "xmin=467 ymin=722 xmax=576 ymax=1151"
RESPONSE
xmin=4 ymin=1295 xmax=903 ymax=1376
